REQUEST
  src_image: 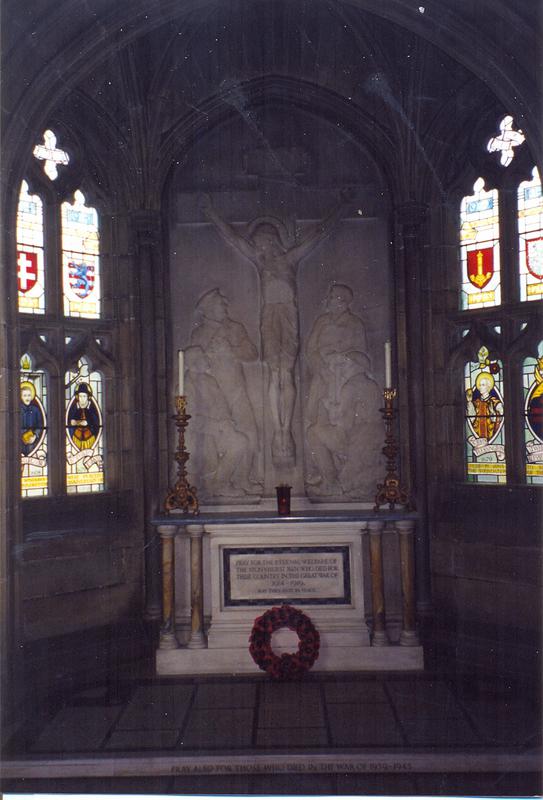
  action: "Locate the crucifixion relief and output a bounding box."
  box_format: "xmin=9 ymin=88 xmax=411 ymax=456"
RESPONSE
xmin=200 ymin=190 xmax=351 ymax=468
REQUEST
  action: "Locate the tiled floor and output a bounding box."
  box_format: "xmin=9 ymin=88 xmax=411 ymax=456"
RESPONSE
xmin=2 ymin=671 xmax=541 ymax=795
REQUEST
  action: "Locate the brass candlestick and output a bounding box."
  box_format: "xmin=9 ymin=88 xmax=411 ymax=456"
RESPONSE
xmin=374 ymin=388 xmax=411 ymax=511
xmin=164 ymin=396 xmax=200 ymax=515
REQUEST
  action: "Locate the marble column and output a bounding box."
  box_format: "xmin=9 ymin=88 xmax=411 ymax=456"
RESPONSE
xmin=395 ymin=201 xmax=432 ymax=613
xmin=367 ymin=520 xmax=390 ymax=646
xmin=396 ymin=520 xmax=420 ymax=646
xmin=158 ymin=524 xmax=178 ymax=649
xmin=186 ymin=524 xmax=207 ymax=649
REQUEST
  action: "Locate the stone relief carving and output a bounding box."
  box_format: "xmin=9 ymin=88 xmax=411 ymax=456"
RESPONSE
xmin=200 ymin=191 xmax=350 ymax=468
xmin=186 ymin=289 xmax=262 ymax=499
xmin=304 ymin=283 xmax=382 ymax=499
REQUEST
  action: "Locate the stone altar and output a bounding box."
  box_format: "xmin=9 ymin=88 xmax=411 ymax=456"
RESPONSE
xmin=154 ymin=510 xmax=423 ymax=675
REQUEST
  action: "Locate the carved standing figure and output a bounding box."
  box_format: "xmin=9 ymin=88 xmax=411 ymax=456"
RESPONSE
xmin=305 ymin=283 xmax=380 ymax=498
xmin=200 ymin=191 xmax=350 ymax=467
xmin=188 ymin=289 xmax=262 ymax=497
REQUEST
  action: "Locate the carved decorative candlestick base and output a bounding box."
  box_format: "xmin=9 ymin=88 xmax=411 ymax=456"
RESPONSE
xmin=164 ymin=396 xmax=199 ymax=515
xmin=374 ymin=388 xmax=412 ymax=511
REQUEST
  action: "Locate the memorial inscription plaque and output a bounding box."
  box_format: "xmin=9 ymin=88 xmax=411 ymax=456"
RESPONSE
xmin=223 ymin=546 xmax=351 ymax=606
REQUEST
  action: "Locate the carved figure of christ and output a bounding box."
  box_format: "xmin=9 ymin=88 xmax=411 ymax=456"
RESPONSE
xmin=201 ymin=192 xmax=350 ymax=467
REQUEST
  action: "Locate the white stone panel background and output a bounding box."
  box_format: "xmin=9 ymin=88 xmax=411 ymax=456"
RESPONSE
xmin=168 ymin=215 xmax=389 ymax=500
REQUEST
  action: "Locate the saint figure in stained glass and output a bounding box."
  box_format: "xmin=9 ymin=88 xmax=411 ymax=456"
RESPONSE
xmin=526 ymin=358 xmax=543 ymax=441
xmin=466 ymin=372 xmax=504 ymax=442
xmin=20 ymin=355 xmax=48 ymax=497
xmin=464 ymin=346 xmax=506 ymax=483
xmin=65 ymin=360 xmax=104 ymax=492
xmin=67 ymin=382 xmax=100 ymax=451
xmin=524 ymin=347 xmax=543 ymax=484
xmin=20 ymin=381 xmax=45 ymax=456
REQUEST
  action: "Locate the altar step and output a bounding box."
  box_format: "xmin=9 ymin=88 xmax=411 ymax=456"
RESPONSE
xmin=156 ymin=642 xmax=424 ymax=674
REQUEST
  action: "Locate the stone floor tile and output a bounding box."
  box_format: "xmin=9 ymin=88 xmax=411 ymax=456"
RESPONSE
xmin=71 ymin=686 xmax=109 ymax=701
xmin=115 ymin=683 xmax=193 ymax=730
xmin=180 ymin=707 xmax=253 ymax=749
xmin=30 ymin=706 xmax=121 ymax=753
xmin=401 ymin=716 xmax=481 ymax=746
xmin=472 ymin=720 xmax=542 ymax=746
xmin=259 ymin=699 xmax=324 ymax=729
xmin=386 ymin=677 xmax=454 ymax=703
xmin=259 ymin=683 xmax=324 ymax=727
xmin=324 ymin=680 xmax=389 ymax=704
xmin=327 ymin=702 xmax=404 ymax=746
xmin=105 ymin=728 xmax=179 ymax=750
xmin=256 ymin=725 xmax=328 ymax=747
xmin=461 ymin=694 xmax=541 ymax=731
xmin=386 ymin=679 xmax=464 ymax=719
xmin=261 ymin=681 xmax=322 ymax=707
xmin=193 ymin=681 xmax=257 ymax=709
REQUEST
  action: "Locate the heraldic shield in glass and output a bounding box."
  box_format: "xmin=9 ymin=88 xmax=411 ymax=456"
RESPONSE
xmin=17 ymin=181 xmax=45 ymax=315
xmin=65 ymin=357 xmax=104 ymax=493
xmin=518 ymin=167 xmax=543 ymax=302
xmin=20 ymin=354 xmax=48 ymax=497
xmin=465 ymin=346 xmax=506 ymax=483
xmin=61 ymin=190 xmax=101 ymax=319
xmin=460 ymin=178 xmax=501 ymax=311
xmin=523 ymin=342 xmax=543 ymax=485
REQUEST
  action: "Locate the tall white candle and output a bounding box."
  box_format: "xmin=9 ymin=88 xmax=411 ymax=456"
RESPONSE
xmin=178 ymin=350 xmax=184 ymax=396
xmin=385 ymin=340 xmax=392 ymax=387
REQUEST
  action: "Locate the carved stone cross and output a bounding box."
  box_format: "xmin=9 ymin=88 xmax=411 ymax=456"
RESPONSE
xmin=33 ymin=130 xmax=70 ymax=180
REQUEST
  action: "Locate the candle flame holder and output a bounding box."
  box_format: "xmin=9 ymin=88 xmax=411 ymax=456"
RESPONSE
xmin=164 ymin=395 xmax=200 ymax=515
xmin=374 ymin=388 xmax=412 ymax=511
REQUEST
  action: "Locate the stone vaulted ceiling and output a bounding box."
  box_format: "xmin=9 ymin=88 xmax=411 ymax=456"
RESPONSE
xmin=1 ymin=0 xmax=541 ymax=209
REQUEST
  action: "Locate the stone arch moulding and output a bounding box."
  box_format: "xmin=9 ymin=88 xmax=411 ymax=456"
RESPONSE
xmin=158 ymin=75 xmax=400 ymax=202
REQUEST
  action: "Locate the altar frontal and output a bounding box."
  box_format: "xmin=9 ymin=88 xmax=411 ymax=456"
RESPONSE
xmin=155 ymin=518 xmax=423 ymax=675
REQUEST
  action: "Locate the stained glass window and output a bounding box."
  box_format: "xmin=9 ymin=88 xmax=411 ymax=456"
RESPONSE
xmin=464 ymin=346 xmax=506 ymax=483
xmin=460 ymin=178 xmax=501 ymax=310
xmin=517 ymin=167 xmax=543 ymax=301
xmin=523 ymin=342 xmax=543 ymax=485
xmin=20 ymin=354 xmax=48 ymax=497
xmin=17 ymin=181 xmax=45 ymax=314
xmin=65 ymin=357 xmax=104 ymax=493
xmin=61 ymin=191 xmax=101 ymax=318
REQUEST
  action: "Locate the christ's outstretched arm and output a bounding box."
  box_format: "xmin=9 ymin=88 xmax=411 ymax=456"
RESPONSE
xmin=200 ymin=194 xmax=255 ymax=262
xmin=286 ymin=187 xmax=353 ymax=265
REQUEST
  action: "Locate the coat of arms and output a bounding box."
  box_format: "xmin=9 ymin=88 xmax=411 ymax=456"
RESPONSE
xmin=467 ymin=246 xmax=494 ymax=290
xmin=68 ymin=261 xmax=95 ymax=299
xmin=526 ymin=236 xmax=543 ymax=280
xmin=17 ymin=250 xmax=38 ymax=293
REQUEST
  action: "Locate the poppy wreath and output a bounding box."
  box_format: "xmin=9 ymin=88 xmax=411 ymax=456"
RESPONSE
xmin=249 ymin=604 xmax=320 ymax=680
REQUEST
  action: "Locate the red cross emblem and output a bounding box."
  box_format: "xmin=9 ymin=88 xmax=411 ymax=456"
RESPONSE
xmin=17 ymin=250 xmax=38 ymax=293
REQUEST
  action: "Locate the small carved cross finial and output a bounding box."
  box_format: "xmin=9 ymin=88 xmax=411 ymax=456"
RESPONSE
xmin=33 ymin=130 xmax=70 ymax=180
xmin=487 ymin=115 xmax=525 ymax=167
